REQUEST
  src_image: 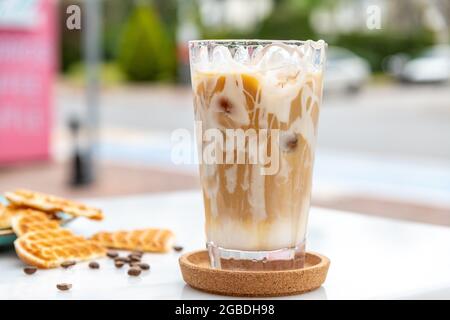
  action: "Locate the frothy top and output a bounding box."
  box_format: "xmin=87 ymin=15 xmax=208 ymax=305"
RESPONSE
xmin=189 ymin=39 xmax=327 ymax=75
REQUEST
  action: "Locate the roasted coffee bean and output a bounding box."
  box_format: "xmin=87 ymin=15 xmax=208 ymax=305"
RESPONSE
xmin=129 ymin=261 xmax=140 ymax=267
xmin=173 ymin=245 xmax=184 ymax=252
xmin=138 ymin=263 xmax=150 ymax=271
xmin=57 ymin=283 xmax=72 ymax=291
xmin=115 ymin=261 xmax=125 ymax=268
xmin=61 ymin=261 xmax=76 ymax=269
xmin=128 ymin=267 xmax=141 ymax=276
xmin=106 ymin=251 xmax=119 ymax=258
xmin=23 ymin=266 xmax=37 ymax=275
xmin=89 ymin=261 xmax=100 ymax=269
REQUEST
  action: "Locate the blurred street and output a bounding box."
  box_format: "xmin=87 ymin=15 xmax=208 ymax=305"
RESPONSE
xmin=56 ymin=82 xmax=450 ymax=162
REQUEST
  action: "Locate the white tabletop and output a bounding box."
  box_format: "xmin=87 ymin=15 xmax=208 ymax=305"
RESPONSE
xmin=0 ymin=191 xmax=449 ymax=300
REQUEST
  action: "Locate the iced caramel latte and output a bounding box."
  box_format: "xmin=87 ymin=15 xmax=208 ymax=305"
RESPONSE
xmin=189 ymin=40 xmax=326 ymax=270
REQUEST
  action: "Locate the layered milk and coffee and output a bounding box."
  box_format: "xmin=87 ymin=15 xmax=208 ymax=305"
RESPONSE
xmin=189 ymin=40 xmax=326 ymax=270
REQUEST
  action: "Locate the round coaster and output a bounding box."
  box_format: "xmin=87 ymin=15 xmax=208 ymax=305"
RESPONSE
xmin=179 ymin=250 xmax=330 ymax=297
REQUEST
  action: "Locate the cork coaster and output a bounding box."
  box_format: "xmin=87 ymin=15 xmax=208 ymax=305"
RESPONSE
xmin=179 ymin=250 xmax=330 ymax=297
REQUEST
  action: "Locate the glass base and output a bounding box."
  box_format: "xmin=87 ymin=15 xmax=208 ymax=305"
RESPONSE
xmin=207 ymin=241 xmax=306 ymax=271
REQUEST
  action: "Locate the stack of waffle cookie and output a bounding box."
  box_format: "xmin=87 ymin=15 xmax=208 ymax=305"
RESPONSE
xmin=0 ymin=189 xmax=176 ymax=269
xmin=1 ymin=189 xmax=106 ymax=268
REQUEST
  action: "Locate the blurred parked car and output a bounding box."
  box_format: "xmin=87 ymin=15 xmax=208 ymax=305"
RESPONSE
xmin=386 ymin=45 xmax=450 ymax=83
xmin=324 ymin=47 xmax=371 ymax=94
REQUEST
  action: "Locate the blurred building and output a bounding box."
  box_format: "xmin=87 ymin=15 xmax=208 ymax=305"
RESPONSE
xmin=0 ymin=0 xmax=57 ymax=164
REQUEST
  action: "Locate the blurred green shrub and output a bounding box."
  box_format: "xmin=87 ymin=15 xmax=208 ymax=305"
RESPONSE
xmin=332 ymin=30 xmax=435 ymax=71
xmin=103 ymin=0 xmax=134 ymax=62
xmin=117 ymin=3 xmax=176 ymax=82
xmin=257 ymin=8 xmax=317 ymax=40
xmin=257 ymin=0 xmax=328 ymax=40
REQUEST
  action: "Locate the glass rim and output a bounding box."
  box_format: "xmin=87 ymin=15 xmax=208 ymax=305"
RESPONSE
xmin=189 ymin=39 xmax=327 ymax=48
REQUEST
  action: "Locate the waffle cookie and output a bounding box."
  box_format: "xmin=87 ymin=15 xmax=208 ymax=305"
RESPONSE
xmin=0 ymin=204 xmax=31 ymax=229
xmin=15 ymin=228 xmax=106 ymax=268
xmin=5 ymin=189 xmax=103 ymax=220
xmin=91 ymin=228 xmax=175 ymax=253
xmin=0 ymin=203 xmax=11 ymax=229
xmin=10 ymin=209 xmax=60 ymax=236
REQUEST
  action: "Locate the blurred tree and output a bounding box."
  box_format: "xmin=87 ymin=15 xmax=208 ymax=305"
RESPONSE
xmin=328 ymin=0 xmax=436 ymax=71
xmin=103 ymin=0 xmax=177 ymax=62
xmin=154 ymin=0 xmax=178 ymax=37
xmin=256 ymin=0 xmax=334 ymax=40
xmin=117 ymin=1 xmax=176 ymax=82
xmin=334 ymin=30 xmax=435 ymax=71
xmin=103 ymin=0 xmax=134 ymax=61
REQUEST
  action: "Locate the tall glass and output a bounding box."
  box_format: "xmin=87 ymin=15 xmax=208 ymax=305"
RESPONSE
xmin=189 ymin=40 xmax=327 ymax=271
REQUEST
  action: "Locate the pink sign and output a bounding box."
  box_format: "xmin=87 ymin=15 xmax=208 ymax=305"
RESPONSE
xmin=0 ymin=0 xmax=56 ymax=163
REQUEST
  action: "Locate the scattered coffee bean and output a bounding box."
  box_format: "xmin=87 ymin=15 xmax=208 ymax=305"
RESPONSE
xmin=115 ymin=261 xmax=125 ymax=268
xmin=61 ymin=261 xmax=76 ymax=269
xmin=173 ymin=245 xmax=184 ymax=252
xmin=89 ymin=261 xmax=100 ymax=269
xmin=56 ymin=283 xmax=72 ymax=291
xmin=128 ymin=254 xmax=141 ymax=262
xmin=128 ymin=267 xmax=141 ymax=277
xmin=106 ymin=251 xmax=118 ymax=259
xmin=129 ymin=261 xmax=140 ymax=267
xmin=138 ymin=263 xmax=150 ymax=271
xmin=23 ymin=266 xmax=37 ymax=275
